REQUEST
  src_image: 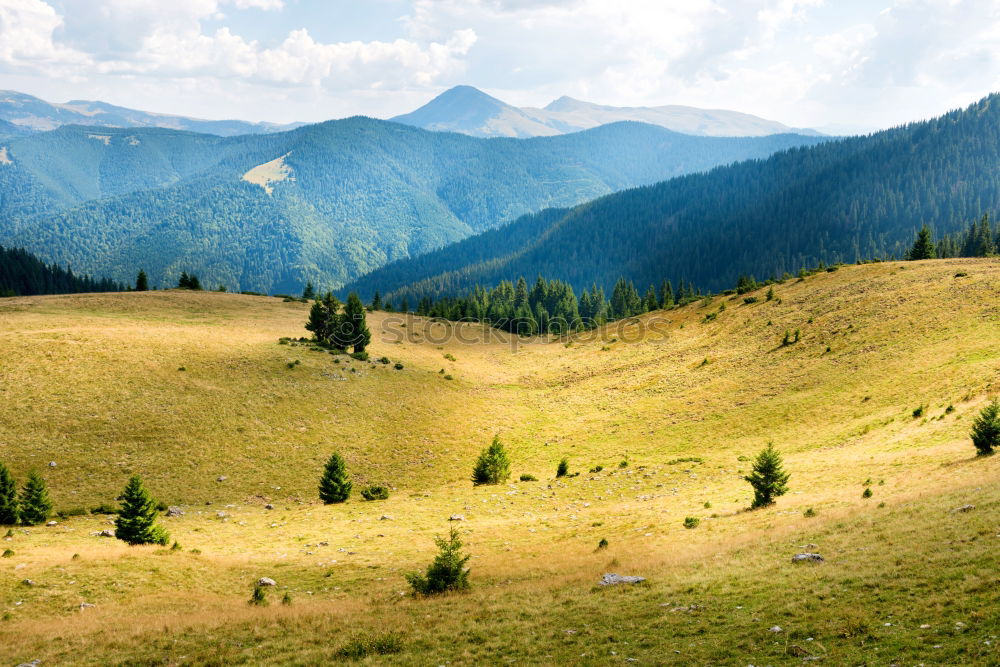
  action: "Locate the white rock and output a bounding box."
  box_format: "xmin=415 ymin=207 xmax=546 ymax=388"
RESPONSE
xmin=599 ymin=573 xmax=646 ymax=586
xmin=448 ymin=514 xmax=465 ymax=521
xmin=769 ymin=626 xmax=783 ymax=633
xmin=257 ymin=577 xmax=277 ymax=587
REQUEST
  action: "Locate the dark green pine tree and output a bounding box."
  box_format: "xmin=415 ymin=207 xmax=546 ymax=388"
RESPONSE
xmin=18 ymin=471 xmax=52 ymax=526
xmin=135 ymin=269 xmax=149 ymax=292
xmin=302 ymin=281 xmax=316 ymax=300
xmin=0 ymin=463 xmax=18 ymax=525
xmin=472 ymin=436 xmax=511 ymax=486
xmin=744 ymin=443 xmax=790 ymax=509
xmin=659 ymin=280 xmax=674 ymax=308
xmin=643 ymin=285 xmax=658 ymax=312
xmin=371 ymin=290 xmax=382 ymax=310
xmin=400 ymin=296 xmax=410 ymax=313
xmin=970 ymin=398 xmax=1000 ymax=456
xmin=337 ymin=292 xmax=371 ymax=353
xmin=188 ymin=274 xmax=202 ymax=291
xmin=114 ymin=476 xmax=169 ymax=545
xmin=907 ymin=225 xmax=936 ymax=260
xmin=177 ymin=272 xmax=190 ymax=289
xmin=319 ymin=452 xmax=352 ymax=503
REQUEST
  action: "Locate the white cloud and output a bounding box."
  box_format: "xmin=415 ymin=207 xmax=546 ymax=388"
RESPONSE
xmin=0 ymin=0 xmax=998 ymax=129
xmin=230 ymin=0 xmax=283 ymax=9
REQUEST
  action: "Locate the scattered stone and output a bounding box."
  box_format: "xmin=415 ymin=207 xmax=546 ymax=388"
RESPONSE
xmin=15 ymin=660 xmax=40 ymax=667
xmin=379 ymin=514 xmax=392 ymax=521
xmin=22 ymin=579 xmax=36 ymax=586
xmin=78 ymin=603 xmax=95 ymax=610
xmin=216 ymin=476 xmax=228 ymax=483
xmin=791 ymin=553 xmax=824 ymax=563
xmin=98 ymin=529 xmax=114 ymax=537
xmin=769 ymin=625 xmax=783 ymax=633
xmin=952 ymin=504 xmax=975 ymax=513
xmin=48 ymin=461 xmax=56 ymax=467
xmin=257 ymin=577 xmax=277 ymax=587
xmin=216 ymin=511 xmax=228 ymax=519
xmin=599 ymin=573 xmax=646 ymax=586
xmin=920 ymin=624 xmax=931 ymax=629
xmin=264 ymin=504 xmax=274 ymax=510
xmin=448 ymin=514 xmax=465 ymax=521
xmin=46 ymin=521 xmax=57 ymax=527
xmin=165 ymin=507 xmax=184 ymax=517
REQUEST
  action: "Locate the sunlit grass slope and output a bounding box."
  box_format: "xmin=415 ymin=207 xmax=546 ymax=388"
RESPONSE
xmin=1 ymin=258 xmax=999 ymax=665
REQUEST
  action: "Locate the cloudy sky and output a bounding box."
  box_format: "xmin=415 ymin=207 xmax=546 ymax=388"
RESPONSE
xmin=1 ymin=0 xmax=999 ymax=132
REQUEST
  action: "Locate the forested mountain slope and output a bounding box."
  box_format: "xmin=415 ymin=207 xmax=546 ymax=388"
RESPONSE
xmin=0 ymin=119 xmax=824 ymax=293
xmin=348 ymin=94 xmax=1000 ymax=299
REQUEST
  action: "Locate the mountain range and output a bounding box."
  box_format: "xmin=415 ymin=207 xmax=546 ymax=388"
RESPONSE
xmin=391 ymin=85 xmax=822 ymax=138
xmin=0 ymin=118 xmax=824 ymax=293
xmin=0 ymin=86 xmax=819 ymax=140
xmin=347 ymin=94 xmax=1000 ymax=300
xmin=0 ymin=90 xmax=302 ymax=137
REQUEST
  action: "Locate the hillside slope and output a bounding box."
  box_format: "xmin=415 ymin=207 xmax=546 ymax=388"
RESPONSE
xmin=0 ymin=120 xmax=825 ymax=293
xmin=1 ymin=259 xmax=999 ymax=664
xmin=349 ymin=94 xmax=1000 ymax=300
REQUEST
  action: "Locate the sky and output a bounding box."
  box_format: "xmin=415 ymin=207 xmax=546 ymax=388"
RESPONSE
xmin=1 ymin=0 xmax=999 ymax=133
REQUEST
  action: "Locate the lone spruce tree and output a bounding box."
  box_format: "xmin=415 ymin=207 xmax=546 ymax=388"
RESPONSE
xmin=335 ymin=292 xmax=371 ymax=353
xmin=472 ymin=436 xmax=511 ymax=486
xmin=319 ymin=452 xmax=352 ymax=503
xmin=0 ymin=463 xmax=18 ymax=525
xmin=745 ymin=443 xmax=790 ymax=509
xmin=18 ymin=471 xmax=52 ymax=526
xmin=115 ymin=476 xmax=169 ymax=545
xmin=405 ymin=527 xmax=471 ymax=595
xmin=135 ymin=269 xmax=149 ymax=291
xmin=971 ymin=398 xmax=1000 ymax=456
xmin=907 ymin=225 xmax=936 ymax=260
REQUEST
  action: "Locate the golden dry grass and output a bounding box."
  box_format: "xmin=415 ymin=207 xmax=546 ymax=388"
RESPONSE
xmin=1 ymin=258 xmax=1000 ymax=664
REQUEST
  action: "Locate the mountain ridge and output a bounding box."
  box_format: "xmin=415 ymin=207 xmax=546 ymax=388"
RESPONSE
xmin=392 ymin=85 xmax=823 ymax=138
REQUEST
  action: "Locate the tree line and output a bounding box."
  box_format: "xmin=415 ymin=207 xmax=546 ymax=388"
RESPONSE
xmin=0 ymin=245 xmax=124 ymax=297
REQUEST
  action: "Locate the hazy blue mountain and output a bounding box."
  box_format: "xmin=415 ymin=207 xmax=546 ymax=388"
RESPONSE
xmin=0 ymin=118 xmax=825 ymax=293
xmin=348 ymin=94 xmax=1000 ymax=301
xmin=392 ymin=85 xmax=821 ymax=138
xmin=0 ymin=90 xmax=302 ymax=136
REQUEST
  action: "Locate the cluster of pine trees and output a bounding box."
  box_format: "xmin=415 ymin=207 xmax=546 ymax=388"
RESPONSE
xmin=378 ymin=275 xmax=703 ymax=335
xmin=0 ymin=245 xmax=124 ymax=297
xmin=908 ymin=214 xmax=1000 ymax=259
xmin=305 ymin=292 xmax=371 ymax=353
xmin=0 ymin=464 xmax=52 ymax=527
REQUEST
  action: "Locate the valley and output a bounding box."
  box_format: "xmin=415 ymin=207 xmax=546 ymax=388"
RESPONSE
xmin=2 ymin=259 xmax=999 ymax=664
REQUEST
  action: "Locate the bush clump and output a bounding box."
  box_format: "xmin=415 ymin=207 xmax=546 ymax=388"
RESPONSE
xmin=472 ymin=436 xmax=511 ymax=486
xmin=555 ymin=458 xmax=569 ymax=478
xmin=405 ymin=528 xmax=471 ymax=596
xmin=683 ymin=516 xmax=700 ymax=529
xmin=519 ymin=473 xmax=537 ymax=482
xmin=248 ymin=585 xmax=268 ymax=606
xmin=360 ymin=485 xmax=390 ymax=501
xmin=334 ymin=632 xmax=404 ymax=659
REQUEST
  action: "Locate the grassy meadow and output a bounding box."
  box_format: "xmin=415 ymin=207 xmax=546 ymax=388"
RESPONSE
xmin=1 ymin=258 xmax=999 ymax=664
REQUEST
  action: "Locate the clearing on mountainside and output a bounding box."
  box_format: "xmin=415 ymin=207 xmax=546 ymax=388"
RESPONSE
xmin=242 ymin=152 xmax=293 ymax=195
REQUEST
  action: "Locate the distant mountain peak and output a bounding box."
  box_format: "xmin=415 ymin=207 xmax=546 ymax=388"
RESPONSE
xmin=396 ymin=88 xmax=820 ymax=138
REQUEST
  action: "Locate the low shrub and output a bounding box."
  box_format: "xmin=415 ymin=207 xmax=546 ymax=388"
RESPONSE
xmin=334 ymin=632 xmax=404 ymax=660
xmin=683 ymin=516 xmax=700 ymax=529
xmin=360 ymin=485 xmax=390 ymax=501
xmin=556 ymin=458 xmax=569 ymax=478
xmin=519 ymin=474 xmax=537 ymax=482
xmin=248 ymin=585 xmax=268 ymax=606
xmin=589 ymin=465 xmax=604 ymax=473
xmin=406 ymin=528 xmax=470 ymax=596
xmin=597 ymin=538 xmax=609 ymax=550
xmin=351 ymin=351 xmax=369 ymax=362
